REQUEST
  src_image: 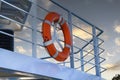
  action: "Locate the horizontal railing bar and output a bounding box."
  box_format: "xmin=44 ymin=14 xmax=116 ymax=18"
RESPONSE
xmin=0 ymin=15 xmax=33 ymax=30
xmin=50 ymin=0 xmax=104 ymax=42
xmin=86 ymin=66 xmax=107 ymax=73
xmin=79 ymin=32 xmax=103 ymax=53
xmin=82 ymin=49 xmax=105 ymax=63
xmin=100 ymin=68 xmax=107 ymax=73
xmin=30 ymin=0 xmax=49 ymax=12
xmin=40 ymin=56 xmax=51 ymax=59
xmin=74 ymin=57 xmax=95 ymax=66
xmin=98 ymin=41 xmax=104 ymax=47
xmin=0 ymin=31 xmax=31 ymax=43
xmin=50 ymin=0 xmax=103 ymax=33
xmin=0 ymin=14 xmax=44 ymax=36
xmin=99 ymin=48 xmax=105 ymax=55
xmin=99 ymin=57 xmax=106 ymax=64
xmin=75 ymin=57 xmax=105 ymax=70
xmin=50 ymin=0 xmax=69 ymax=12
xmin=72 ymin=23 xmax=92 ymax=35
xmin=81 ymin=49 xmax=105 ymax=63
xmin=0 ymin=31 xmax=44 ymax=47
xmin=72 ymin=13 xmax=103 ymax=33
xmin=83 ymin=49 xmax=94 ymax=58
xmin=73 ymin=36 xmax=104 ymax=55
xmin=73 ymin=33 xmax=103 ymax=47
xmin=58 ymin=39 xmax=83 ymax=54
xmin=99 ymin=38 xmax=104 ymax=44
xmin=82 ymin=58 xmax=95 ymax=66
xmin=74 ymin=40 xmax=92 ymax=54
xmin=82 ymin=48 xmax=105 ymax=57
xmin=85 ymin=65 xmax=95 ymax=72
xmin=73 ymin=35 xmax=92 ymax=44
xmin=58 ymin=38 xmax=101 ymax=56
xmin=0 ymin=15 xmax=57 ymax=36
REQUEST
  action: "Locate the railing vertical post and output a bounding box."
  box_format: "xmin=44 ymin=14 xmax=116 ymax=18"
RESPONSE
xmin=68 ymin=11 xmax=74 ymax=68
xmin=92 ymin=26 xmax=101 ymax=77
xmin=31 ymin=0 xmax=37 ymax=58
xmin=80 ymin=49 xmax=84 ymax=71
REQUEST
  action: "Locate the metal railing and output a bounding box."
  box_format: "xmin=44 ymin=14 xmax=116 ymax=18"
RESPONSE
xmin=0 ymin=0 xmax=106 ymax=77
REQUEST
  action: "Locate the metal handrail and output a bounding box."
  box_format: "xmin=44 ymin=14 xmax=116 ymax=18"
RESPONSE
xmin=50 ymin=0 xmax=103 ymax=33
xmin=0 ymin=0 xmax=105 ymax=77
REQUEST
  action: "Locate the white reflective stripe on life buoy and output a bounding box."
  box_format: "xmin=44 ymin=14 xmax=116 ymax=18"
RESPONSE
xmin=44 ymin=39 xmax=53 ymax=46
xmin=53 ymin=51 xmax=59 ymax=58
xmin=66 ymin=44 xmax=71 ymax=49
xmin=44 ymin=20 xmax=51 ymax=25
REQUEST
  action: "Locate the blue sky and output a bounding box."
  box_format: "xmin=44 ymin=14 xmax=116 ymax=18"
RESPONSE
xmin=51 ymin=0 xmax=120 ymax=79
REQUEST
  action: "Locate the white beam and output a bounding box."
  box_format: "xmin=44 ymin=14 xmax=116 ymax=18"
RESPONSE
xmin=0 ymin=48 xmax=102 ymax=80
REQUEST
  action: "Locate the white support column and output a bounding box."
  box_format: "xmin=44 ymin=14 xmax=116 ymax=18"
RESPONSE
xmin=92 ymin=26 xmax=101 ymax=77
xmin=80 ymin=49 xmax=84 ymax=71
xmin=31 ymin=0 xmax=37 ymax=58
xmin=68 ymin=11 xmax=74 ymax=68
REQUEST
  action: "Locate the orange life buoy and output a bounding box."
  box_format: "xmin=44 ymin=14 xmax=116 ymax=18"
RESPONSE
xmin=42 ymin=12 xmax=72 ymax=61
